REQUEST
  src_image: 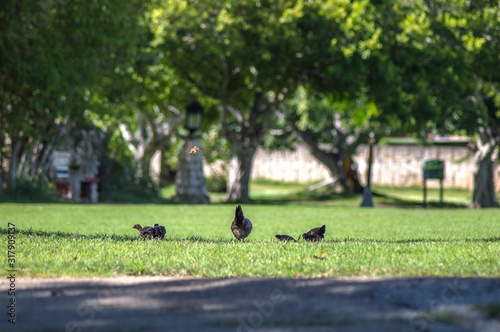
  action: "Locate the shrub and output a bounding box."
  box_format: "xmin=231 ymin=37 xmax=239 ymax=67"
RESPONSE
xmin=1 ymin=177 xmax=59 ymax=203
xmin=206 ymin=174 xmax=227 ymax=193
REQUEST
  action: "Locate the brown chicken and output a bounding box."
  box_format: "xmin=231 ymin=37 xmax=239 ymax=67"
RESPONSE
xmin=231 ymin=205 xmax=252 ymax=241
xmin=189 ymin=146 xmax=201 ymax=155
xmin=302 ymin=225 xmax=326 ymax=242
xmin=153 ymin=223 xmax=166 ymax=240
xmin=275 ymin=234 xmax=297 ymax=242
xmin=132 ymin=224 xmax=155 ymax=239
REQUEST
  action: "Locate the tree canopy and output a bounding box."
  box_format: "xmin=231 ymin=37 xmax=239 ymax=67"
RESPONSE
xmin=1 ymin=0 xmax=498 ymax=205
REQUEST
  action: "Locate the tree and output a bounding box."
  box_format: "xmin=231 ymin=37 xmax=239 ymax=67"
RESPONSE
xmin=148 ymin=0 xmax=325 ymax=201
xmin=118 ymin=107 xmax=184 ymax=185
xmin=471 ymin=92 xmax=499 ymax=207
xmin=366 ymin=0 xmax=499 ymax=207
xmin=106 ymin=64 xmax=191 ymax=186
xmin=269 ymin=0 xmax=405 ymax=196
xmin=276 ymin=88 xmax=372 ymax=194
xmin=463 ymin=4 xmax=500 ymax=207
xmin=414 ymin=0 xmax=499 ymax=207
xmin=0 ymin=0 xmax=148 ymax=192
xmin=310 ymin=1 xmax=498 ymax=207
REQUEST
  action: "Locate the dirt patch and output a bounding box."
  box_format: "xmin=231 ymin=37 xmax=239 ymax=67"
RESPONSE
xmin=3 ymin=276 xmax=500 ymax=332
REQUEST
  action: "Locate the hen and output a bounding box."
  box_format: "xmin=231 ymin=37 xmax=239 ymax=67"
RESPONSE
xmin=302 ymin=225 xmax=326 ymax=242
xmin=231 ymin=205 xmax=252 ymax=241
xmin=153 ymin=223 xmax=166 ymax=240
xmin=275 ymin=234 xmax=297 ymax=242
xmin=133 ymin=224 xmax=155 ymax=239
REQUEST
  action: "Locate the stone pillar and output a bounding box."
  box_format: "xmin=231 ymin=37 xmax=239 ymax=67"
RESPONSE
xmin=175 ymin=136 xmax=210 ymax=204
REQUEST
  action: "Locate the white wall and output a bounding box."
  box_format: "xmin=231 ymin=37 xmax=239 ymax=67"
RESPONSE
xmin=250 ymin=144 xmax=500 ymax=190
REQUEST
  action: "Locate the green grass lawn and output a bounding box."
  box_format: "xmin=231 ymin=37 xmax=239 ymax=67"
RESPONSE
xmin=1 ymin=203 xmax=499 ymax=278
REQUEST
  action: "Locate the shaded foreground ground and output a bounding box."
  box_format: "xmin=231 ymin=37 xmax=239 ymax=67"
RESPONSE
xmin=3 ymin=277 xmax=500 ymax=332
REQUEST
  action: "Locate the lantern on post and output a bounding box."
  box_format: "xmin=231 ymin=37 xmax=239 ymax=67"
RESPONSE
xmin=185 ymin=101 xmax=203 ymax=135
xmin=175 ymin=100 xmax=210 ymax=204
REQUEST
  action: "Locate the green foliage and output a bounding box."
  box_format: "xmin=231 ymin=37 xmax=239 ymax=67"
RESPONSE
xmin=0 ymin=0 xmax=151 ymax=193
xmin=205 ymin=174 xmax=228 ymax=193
xmin=2 ymin=0 xmax=146 ymax=123
xmin=99 ymin=185 xmax=164 ymax=204
xmin=0 ymin=204 xmax=498 ymax=277
xmin=0 ymin=177 xmax=58 ymax=203
xmin=2 ymin=0 xmax=499 ymax=203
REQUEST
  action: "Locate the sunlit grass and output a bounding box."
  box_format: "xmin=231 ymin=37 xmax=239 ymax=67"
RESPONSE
xmin=1 ymin=203 xmax=498 ymax=278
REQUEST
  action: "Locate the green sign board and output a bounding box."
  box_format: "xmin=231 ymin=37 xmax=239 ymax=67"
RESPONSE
xmin=422 ymin=159 xmax=445 ymax=180
xmin=422 ymin=159 xmax=445 ymax=207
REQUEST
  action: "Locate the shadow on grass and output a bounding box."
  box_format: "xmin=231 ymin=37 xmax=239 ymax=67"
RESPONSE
xmin=330 ymin=237 xmax=500 ymax=244
xmin=2 ymin=228 xmax=498 ymax=244
xmin=0 ymin=186 xmax=470 ymax=208
xmin=0 ymin=228 xmax=236 ymax=244
xmin=234 ymin=189 xmax=469 ymax=208
xmin=371 ymin=190 xmax=468 ymax=209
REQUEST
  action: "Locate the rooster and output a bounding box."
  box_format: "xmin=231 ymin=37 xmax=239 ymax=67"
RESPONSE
xmin=153 ymin=223 xmax=166 ymax=240
xmin=133 ymin=224 xmax=155 ymax=239
xmin=302 ymin=225 xmax=326 ymax=242
xmin=275 ymin=234 xmax=297 ymax=242
xmin=231 ymin=205 xmax=252 ymax=241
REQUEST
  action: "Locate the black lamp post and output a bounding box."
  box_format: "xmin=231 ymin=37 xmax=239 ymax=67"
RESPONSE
xmin=185 ymin=101 xmax=203 ymax=135
xmin=175 ymin=101 xmax=210 ymax=204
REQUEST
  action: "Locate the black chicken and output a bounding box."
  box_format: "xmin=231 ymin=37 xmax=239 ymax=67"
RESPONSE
xmin=133 ymin=224 xmax=155 ymax=239
xmin=153 ymin=223 xmax=166 ymax=240
xmin=302 ymin=225 xmax=326 ymax=242
xmin=231 ymin=205 xmax=252 ymax=241
xmin=275 ymin=234 xmax=297 ymax=242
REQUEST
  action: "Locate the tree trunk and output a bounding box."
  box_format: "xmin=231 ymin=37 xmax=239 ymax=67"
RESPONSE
xmin=120 ymin=108 xmax=184 ymax=186
xmin=289 ymin=123 xmax=352 ymax=194
xmin=225 ymin=142 xmax=257 ymax=202
xmin=8 ymin=138 xmax=22 ymax=189
xmin=361 ymin=135 xmax=375 ymax=207
xmin=472 ymin=92 xmax=499 ymax=207
xmin=18 ymin=139 xmax=32 ymax=178
xmin=37 ymin=140 xmax=55 ymax=181
xmin=472 ymin=145 xmax=499 ymax=208
xmin=222 ymin=92 xmax=273 ymax=202
xmin=360 ymin=133 xmax=376 ymax=207
xmin=140 ymin=144 xmax=158 ymax=185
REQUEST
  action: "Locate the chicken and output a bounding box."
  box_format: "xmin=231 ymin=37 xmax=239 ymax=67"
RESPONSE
xmin=153 ymin=223 xmax=166 ymax=240
xmin=275 ymin=234 xmax=297 ymax=242
xmin=231 ymin=205 xmax=252 ymax=241
xmin=189 ymin=146 xmax=201 ymax=156
xmin=133 ymin=224 xmax=155 ymax=239
xmin=302 ymin=225 xmax=326 ymax=242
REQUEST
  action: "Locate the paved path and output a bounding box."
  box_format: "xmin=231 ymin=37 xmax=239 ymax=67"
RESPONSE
xmin=2 ymin=277 xmax=500 ymax=332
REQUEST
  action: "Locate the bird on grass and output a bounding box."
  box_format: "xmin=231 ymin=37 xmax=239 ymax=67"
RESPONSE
xmin=275 ymin=234 xmax=297 ymax=242
xmin=153 ymin=223 xmax=166 ymax=240
xmin=231 ymin=205 xmax=252 ymax=241
xmin=302 ymin=225 xmax=326 ymax=242
xmin=133 ymin=224 xmax=155 ymax=239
